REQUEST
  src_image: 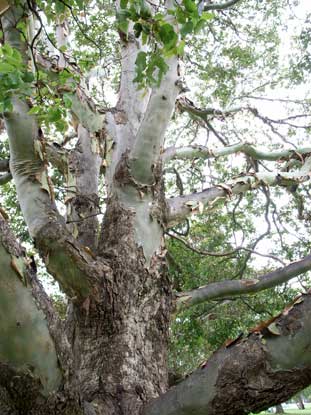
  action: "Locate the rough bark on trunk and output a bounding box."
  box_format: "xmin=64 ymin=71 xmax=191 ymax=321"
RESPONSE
xmin=0 ymin=209 xmax=171 ymax=415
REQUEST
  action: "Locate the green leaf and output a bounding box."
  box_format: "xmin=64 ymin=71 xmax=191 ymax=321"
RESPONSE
xmin=176 ymin=7 xmax=187 ymax=24
xmin=0 ymin=63 xmax=15 ymax=73
xmin=2 ymin=97 xmax=13 ymax=113
xmin=201 ymin=11 xmax=214 ymax=20
xmin=136 ymin=51 xmax=147 ymax=70
xmin=118 ymin=20 xmax=129 ymax=34
xmin=47 ymin=107 xmax=62 ymax=122
xmin=180 ymin=21 xmax=194 ymax=37
xmin=177 ymin=40 xmax=186 ymax=56
xmin=28 ymin=106 xmax=42 ymax=115
xmin=183 ymin=0 xmax=197 ymax=13
xmin=55 ymin=1 xmax=66 ymax=14
xmin=194 ymin=18 xmax=206 ymax=33
xmin=140 ymin=1 xmax=152 ymax=19
xmin=22 ymin=71 xmax=35 ymax=83
xmin=159 ymin=23 xmax=178 ymax=50
xmin=120 ymin=0 xmax=128 ymax=8
xmin=134 ymin=22 xmax=143 ymax=38
xmin=63 ymin=94 xmax=73 ymax=109
xmin=134 ymin=51 xmax=147 ymax=83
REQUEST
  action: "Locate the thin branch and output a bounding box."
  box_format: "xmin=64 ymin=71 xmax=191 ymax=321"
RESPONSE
xmin=167 ymin=231 xmax=239 ymax=257
xmin=167 ymin=231 xmax=285 ymax=265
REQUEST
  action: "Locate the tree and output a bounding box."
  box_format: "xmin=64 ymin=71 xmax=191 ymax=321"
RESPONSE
xmin=1 ymin=0 xmax=311 ymax=414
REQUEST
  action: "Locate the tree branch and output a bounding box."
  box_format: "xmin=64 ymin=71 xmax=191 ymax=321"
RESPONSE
xmin=65 ymin=124 xmax=101 ymax=250
xmin=163 ymin=142 xmax=311 ymax=163
xmin=167 ymin=157 xmax=311 ymax=226
xmin=129 ymin=56 xmax=180 ymax=185
xmin=0 ymin=214 xmax=62 ymax=395
xmin=1 ymin=5 xmax=107 ymax=301
xmin=175 ymin=253 xmax=311 ymax=311
xmin=144 ymin=293 xmax=311 ymax=415
xmin=204 ymin=0 xmax=242 ymax=11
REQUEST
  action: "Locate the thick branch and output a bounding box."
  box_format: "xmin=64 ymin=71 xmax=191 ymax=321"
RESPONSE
xmin=167 ymin=158 xmax=311 ymax=225
xmin=128 ymin=57 xmax=180 ymax=185
xmin=0 ymin=215 xmax=61 ymax=395
xmin=204 ymin=0 xmax=242 ymax=11
xmin=1 ymin=6 xmax=103 ymax=300
xmin=176 ymin=253 xmax=311 ymax=311
xmin=163 ymin=142 xmax=311 ymax=163
xmin=144 ymin=293 xmax=311 ymax=415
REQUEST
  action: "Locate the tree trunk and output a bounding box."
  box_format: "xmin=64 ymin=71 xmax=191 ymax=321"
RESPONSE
xmin=66 ymin=201 xmax=172 ymax=414
xmin=0 ymin=208 xmax=171 ymax=415
xmin=276 ymin=404 xmax=285 ymax=414
xmin=296 ymin=394 xmax=305 ymax=410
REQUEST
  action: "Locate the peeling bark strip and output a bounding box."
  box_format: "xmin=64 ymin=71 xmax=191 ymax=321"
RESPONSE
xmin=144 ymin=293 xmax=311 ymax=415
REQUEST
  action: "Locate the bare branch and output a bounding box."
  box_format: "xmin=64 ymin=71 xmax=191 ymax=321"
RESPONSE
xmin=167 ymin=231 xmax=285 ymax=265
xmin=204 ymin=0 xmax=242 ymax=11
xmin=163 ymin=141 xmax=311 ymax=163
xmin=167 ymin=157 xmax=311 ymax=226
xmin=175 ymin=253 xmax=311 ymax=311
xmin=129 ymin=57 xmax=180 ymax=185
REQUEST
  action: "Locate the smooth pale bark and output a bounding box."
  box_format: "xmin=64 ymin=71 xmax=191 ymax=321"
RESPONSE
xmin=167 ymin=157 xmax=311 ymax=226
xmin=129 ymin=56 xmax=180 ymax=185
xmin=0 ymin=215 xmax=61 ymax=396
xmin=163 ymin=142 xmax=311 ymax=163
xmin=2 ymin=8 xmax=100 ymax=300
xmin=106 ymin=14 xmax=152 ymax=186
xmin=175 ymin=253 xmax=311 ymax=311
xmin=204 ymin=0 xmax=241 ymax=10
xmin=144 ymin=293 xmax=311 ymax=415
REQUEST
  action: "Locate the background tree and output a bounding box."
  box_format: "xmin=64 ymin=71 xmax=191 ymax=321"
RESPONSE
xmin=1 ymin=0 xmax=311 ymax=414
